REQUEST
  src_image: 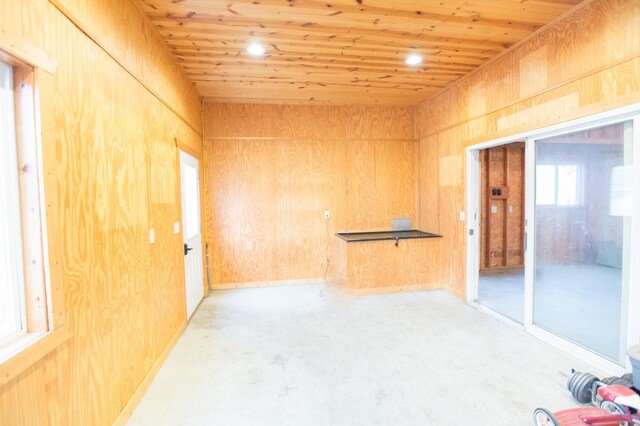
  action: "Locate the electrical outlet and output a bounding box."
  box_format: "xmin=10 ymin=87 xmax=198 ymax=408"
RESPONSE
xmin=174 ymin=222 xmax=180 ymax=234
xmin=149 ymin=228 xmax=155 ymax=244
xmin=508 ymin=205 xmax=514 ymax=213
xmin=491 ymin=205 xmax=498 ymax=214
xmin=324 ymin=210 xmax=330 ymax=219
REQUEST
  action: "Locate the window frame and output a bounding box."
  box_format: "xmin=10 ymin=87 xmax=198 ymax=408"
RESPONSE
xmin=535 ymin=162 xmax=585 ymax=208
xmin=0 ymin=61 xmax=28 ymax=348
xmin=0 ymin=37 xmax=70 ymax=388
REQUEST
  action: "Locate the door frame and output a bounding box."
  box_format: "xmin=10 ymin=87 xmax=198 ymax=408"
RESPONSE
xmin=465 ymin=138 xmax=525 ymax=330
xmin=176 ymin=140 xmax=208 ymax=320
xmin=466 ymin=102 xmax=640 ymax=376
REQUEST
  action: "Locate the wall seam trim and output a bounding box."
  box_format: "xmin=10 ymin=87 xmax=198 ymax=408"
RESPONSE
xmin=47 ymin=0 xmax=203 ymax=137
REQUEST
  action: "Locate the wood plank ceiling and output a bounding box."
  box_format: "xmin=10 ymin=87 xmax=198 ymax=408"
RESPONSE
xmin=136 ymin=0 xmax=583 ymax=105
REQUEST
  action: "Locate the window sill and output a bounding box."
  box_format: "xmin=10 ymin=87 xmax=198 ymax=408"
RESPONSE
xmin=0 ymin=323 xmax=72 ymax=388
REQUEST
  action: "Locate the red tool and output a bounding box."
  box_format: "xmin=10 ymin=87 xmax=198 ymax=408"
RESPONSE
xmin=533 ymin=385 xmax=640 ymax=425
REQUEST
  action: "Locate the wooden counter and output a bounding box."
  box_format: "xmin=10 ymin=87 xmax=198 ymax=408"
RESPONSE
xmin=335 ymin=231 xmax=445 ymax=295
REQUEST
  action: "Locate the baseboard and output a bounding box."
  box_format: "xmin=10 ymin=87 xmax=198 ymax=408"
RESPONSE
xmin=444 ymin=286 xmax=465 ymax=301
xmin=112 ymin=320 xmax=188 ymax=426
xmin=351 ymin=283 xmax=438 ymax=296
xmin=211 ymin=278 xmax=325 ymax=290
xmin=479 ymin=265 xmax=524 ymax=271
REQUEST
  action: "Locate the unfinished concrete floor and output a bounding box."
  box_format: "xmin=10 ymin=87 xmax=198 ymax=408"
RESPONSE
xmin=127 ymin=284 xmax=601 ymax=426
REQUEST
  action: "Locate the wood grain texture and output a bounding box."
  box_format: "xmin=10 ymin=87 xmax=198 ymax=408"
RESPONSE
xmin=0 ymin=0 xmax=201 ymax=424
xmin=134 ymin=0 xmax=581 ymax=105
xmin=342 ymin=238 xmax=444 ymax=290
xmin=50 ymin=0 xmax=202 ymax=132
xmin=112 ymin=321 xmax=187 ymax=426
xmin=415 ymin=0 xmax=640 ymax=299
xmin=479 ymin=144 xmax=525 ymax=269
xmin=417 ymin=134 xmax=440 ymax=234
xmin=204 ymin=103 xmax=415 ymax=140
xmin=204 ymin=103 xmax=418 ymax=285
xmin=13 ymin=67 xmax=49 ymax=333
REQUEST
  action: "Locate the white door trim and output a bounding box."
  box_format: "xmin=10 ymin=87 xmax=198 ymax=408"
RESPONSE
xmin=628 ymin=115 xmax=640 ymax=364
xmin=523 ymin=137 xmax=535 ymax=328
xmin=465 ymin=149 xmax=480 ymax=304
xmin=465 ymin=139 xmax=526 ymax=310
xmin=180 ymin=150 xmax=204 ymax=319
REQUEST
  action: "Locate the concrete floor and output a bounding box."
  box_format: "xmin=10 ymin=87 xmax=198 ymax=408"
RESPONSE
xmin=478 ymin=267 xmax=525 ymax=324
xmin=128 ymin=284 xmax=602 ymax=426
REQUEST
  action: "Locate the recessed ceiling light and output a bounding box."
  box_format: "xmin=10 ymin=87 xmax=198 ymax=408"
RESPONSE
xmin=405 ymin=54 xmax=423 ymax=66
xmin=246 ymin=42 xmax=266 ymax=57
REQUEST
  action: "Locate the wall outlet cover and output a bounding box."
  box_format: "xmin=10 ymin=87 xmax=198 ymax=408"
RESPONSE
xmin=459 ymin=212 xmax=465 ymax=221
xmin=149 ymin=229 xmax=155 ymax=244
xmin=174 ymin=222 xmax=180 ymax=234
xmin=324 ymin=210 xmax=330 ymax=219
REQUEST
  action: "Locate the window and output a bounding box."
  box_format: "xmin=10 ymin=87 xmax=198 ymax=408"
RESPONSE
xmin=0 ymin=41 xmax=70 ymax=388
xmin=0 ymin=62 xmax=26 ymax=347
xmin=535 ymin=164 xmax=583 ymax=206
xmin=183 ymin=163 xmax=200 ymax=240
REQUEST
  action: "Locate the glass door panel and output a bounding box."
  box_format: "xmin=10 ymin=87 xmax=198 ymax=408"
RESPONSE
xmin=533 ymin=121 xmax=633 ymax=364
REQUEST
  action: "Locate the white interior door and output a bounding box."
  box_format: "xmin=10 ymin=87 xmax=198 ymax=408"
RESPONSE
xmin=180 ymin=151 xmax=204 ymax=319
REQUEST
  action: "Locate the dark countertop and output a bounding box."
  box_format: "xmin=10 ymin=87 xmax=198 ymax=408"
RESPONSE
xmin=336 ymin=230 xmax=442 ymax=243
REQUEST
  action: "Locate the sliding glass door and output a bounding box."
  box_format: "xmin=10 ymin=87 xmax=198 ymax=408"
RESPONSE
xmin=532 ymin=121 xmax=634 ymax=364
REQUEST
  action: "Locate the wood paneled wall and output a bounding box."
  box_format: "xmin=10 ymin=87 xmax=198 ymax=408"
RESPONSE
xmin=50 ymin=0 xmax=202 ymax=131
xmin=415 ymin=0 xmax=640 ymax=299
xmin=204 ymin=103 xmax=417 ymax=285
xmin=343 ymin=239 xmax=445 ymax=292
xmin=0 ymin=0 xmax=201 ymax=424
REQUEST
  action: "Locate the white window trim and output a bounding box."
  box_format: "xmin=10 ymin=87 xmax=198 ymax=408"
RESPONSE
xmin=0 ymin=62 xmax=27 ymax=348
xmin=0 ymin=36 xmax=70 ymax=389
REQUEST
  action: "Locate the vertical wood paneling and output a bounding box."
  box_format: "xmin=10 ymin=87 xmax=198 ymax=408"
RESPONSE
xmin=203 ymin=103 xmax=417 ymax=285
xmin=417 ymin=135 xmax=440 ymax=234
xmin=344 ymin=239 xmax=444 ymax=291
xmin=347 ymin=138 xmax=416 ymax=230
xmin=50 ymin=0 xmax=202 ymax=132
xmin=0 ymin=0 xmax=201 ymax=424
xmin=415 ymin=0 xmax=640 ymax=299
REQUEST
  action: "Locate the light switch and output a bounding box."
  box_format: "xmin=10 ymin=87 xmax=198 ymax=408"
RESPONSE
xmin=459 ymin=212 xmax=465 ymax=221
xmin=508 ymin=205 xmax=514 ymax=213
xmin=149 ymin=228 xmax=155 ymax=244
xmin=174 ymin=222 xmax=180 ymax=234
xmin=491 ymin=206 xmax=498 ymax=214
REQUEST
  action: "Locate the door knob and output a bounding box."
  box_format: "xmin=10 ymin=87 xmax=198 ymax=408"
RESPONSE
xmin=184 ymin=243 xmax=193 ymax=256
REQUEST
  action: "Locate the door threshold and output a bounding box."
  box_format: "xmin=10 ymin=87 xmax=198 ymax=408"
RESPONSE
xmin=469 ymin=301 xmax=524 ymax=330
xmin=470 ymin=300 xmax=628 ymax=377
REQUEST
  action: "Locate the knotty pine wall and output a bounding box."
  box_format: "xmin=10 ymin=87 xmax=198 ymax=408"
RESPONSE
xmin=0 ymin=0 xmax=201 ymax=424
xmin=415 ymin=0 xmax=640 ymax=299
xmin=203 ymin=103 xmax=417 ymax=285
